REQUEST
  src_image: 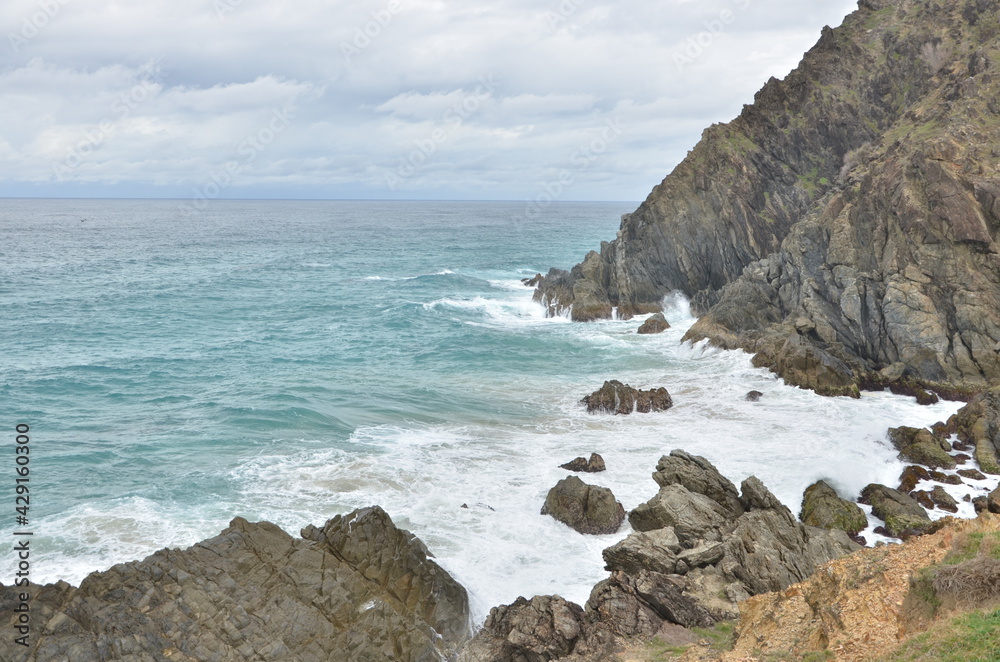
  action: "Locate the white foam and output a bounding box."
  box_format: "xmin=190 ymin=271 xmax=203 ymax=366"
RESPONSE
xmin=365 ymin=270 xmax=456 ymax=282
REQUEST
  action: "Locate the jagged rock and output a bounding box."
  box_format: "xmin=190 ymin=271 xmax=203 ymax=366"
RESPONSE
xmin=721 ymin=477 xmax=858 ymax=595
xmin=958 ymin=468 xmax=987 ymax=481
xmin=888 ymin=427 xmax=957 ymax=470
xmin=603 ymin=528 xmax=681 ymax=575
xmin=859 ymin=484 xmax=934 ymax=537
xmin=458 ymin=595 xmax=586 ymax=662
xmin=929 ymin=486 xmax=959 ymax=513
xmin=975 ymin=495 xmax=991 ymax=514
xmin=677 ymin=542 xmax=725 ymax=570
xmin=637 ymin=313 xmax=671 ymax=335
xmin=800 ymin=480 xmax=868 ymax=536
xmin=560 ymin=453 xmax=606 ymax=473
xmin=628 ymin=484 xmax=730 ymax=543
xmin=899 ymin=465 xmax=932 ymax=493
xmin=588 ymin=570 xmax=716 ymax=633
xmin=745 ymin=390 xmax=764 ymax=402
xmin=0 ymin=507 xmax=471 ymax=662
xmin=582 ymin=380 xmax=673 ymax=415
xmin=541 ymin=476 xmax=625 ymax=535
xmin=521 ymin=273 xmax=544 ymax=287
xmin=652 ymin=450 xmax=745 ymax=518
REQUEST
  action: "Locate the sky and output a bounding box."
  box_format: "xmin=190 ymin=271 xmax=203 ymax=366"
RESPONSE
xmin=0 ymin=0 xmax=859 ymax=201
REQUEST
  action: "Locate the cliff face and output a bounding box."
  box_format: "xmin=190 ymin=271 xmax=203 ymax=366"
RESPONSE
xmin=537 ymin=0 xmax=1000 ymax=396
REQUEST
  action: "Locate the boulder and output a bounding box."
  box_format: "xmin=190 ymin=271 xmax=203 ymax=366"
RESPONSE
xmin=888 ymin=426 xmax=957 ymax=470
xmin=637 ymin=313 xmax=671 ymax=335
xmin=458 ymin=595 xmax=586 ymax=662
xmin=958 ymin=468 xmax=987 ymax=481
xmin=898 ymin=465 xmax=931 ymax=493
xmin=799 ymin=480 xmax=868 ymax=535
xmin=988 ymin=486 xmax=1000 ymax=514
xmin=0 ymin=507 xmax=471 ymax=662
xmin=603 ymin=528 xmax=681 ymax=575
xmin=930 ymin=486 xmax=959 ymax=513
xmin=652 ymin=450 xmax=745 ymax=518
xmin=628 ymin=484 xmax=731 ymax=544
xmin=582 ymin=380 xmax=673 ymax=415
xmin=745 ymin=390 xmax=764 ymax=402
xmin=541 ymin=476 xmax=625 ymax=535
xmin=859 ymin=484 xmax=934 ymax=537
xmin=560 ymin=453 xmax=606 ymax=473
xmin=928 ymin=470 xmax=963 ymax=485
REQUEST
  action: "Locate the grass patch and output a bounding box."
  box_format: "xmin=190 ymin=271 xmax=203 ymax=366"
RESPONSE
xmin=882 ymin=609 xmax=1000 ymax=662
xmin=692 ymin=620 xmax=737 ymax=652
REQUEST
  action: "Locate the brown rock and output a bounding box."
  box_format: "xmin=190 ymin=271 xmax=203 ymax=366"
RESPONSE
xmin=637 ymin=313 xmax=671 ymax=335
xmin=582 ymin=380 xmax=673 ymax=415
xmin=899 ymin=465 xmax=931 ymax=493
xmin=958 ymin=468 xmax=987 ymax=481
xmin=560 ymin=453 xmax=607 ymax=473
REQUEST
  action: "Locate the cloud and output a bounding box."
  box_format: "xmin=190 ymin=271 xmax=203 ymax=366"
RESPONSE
xmin=0 ymin=0 xmax=860 ymax=200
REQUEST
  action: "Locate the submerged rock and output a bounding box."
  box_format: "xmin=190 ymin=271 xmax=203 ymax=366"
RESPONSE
xmin=745 ymin=390 xmax=764 ymax=402
xmin=582 ymin=380 xmax=673 ymax=415
xmin=541 ymin=475 xmax=625 ymax=535
xmin=637 ymin=313 xmax=671 ymax=335
xmin=0 ymin=506 xmax=471 ymax=662
xmin=800 ymin=480 xmax=868 ymax=536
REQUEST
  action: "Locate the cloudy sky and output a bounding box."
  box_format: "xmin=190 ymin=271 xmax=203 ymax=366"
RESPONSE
xmin=0 ymin=0 xmax=858 ymax=201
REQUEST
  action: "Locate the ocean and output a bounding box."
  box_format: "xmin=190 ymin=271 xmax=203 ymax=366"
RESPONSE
xmin=1 ymin=199 xmax=989 ymax=620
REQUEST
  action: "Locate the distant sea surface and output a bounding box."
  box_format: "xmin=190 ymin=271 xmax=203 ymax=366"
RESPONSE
xmin=0 ymin=199 xmax=980 ymax=620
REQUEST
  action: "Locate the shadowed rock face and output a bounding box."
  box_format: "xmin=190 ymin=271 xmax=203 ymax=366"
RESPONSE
xmin=537 ymin=0 xmax=1000 ymax=397
xmin=0 ymin=507 xmax=471 ymax=662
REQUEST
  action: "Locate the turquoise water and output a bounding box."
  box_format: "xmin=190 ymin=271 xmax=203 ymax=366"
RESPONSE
xmin=0 ymin=199 xmax=980 ymax=619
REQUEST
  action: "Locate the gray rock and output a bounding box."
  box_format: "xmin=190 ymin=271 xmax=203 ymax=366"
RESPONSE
xmin=541 ymin=476 xmax=626 ymax=535
xmin=628 ymin=484 xmax=731 ymax=544
xmin=652 ymin=450 xmax=745 ymax=518
xmin=602 ymin=528 xmax=681 ymax=575
xmin=677 ymin=542 xmax=725 ymax=570
xmin=745 ymin=390 xmax=764 ymax=402
xmin=888 ymin=426 xmax=957 ymax=470
xmin=0 ymin=507 xmax=471 ymax=662
xmin=458 ymin=595 xmax=586 ymax=662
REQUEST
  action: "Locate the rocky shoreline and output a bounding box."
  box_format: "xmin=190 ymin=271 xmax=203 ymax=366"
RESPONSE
xmin=5 ymin=387 xmax=1000 ymax=661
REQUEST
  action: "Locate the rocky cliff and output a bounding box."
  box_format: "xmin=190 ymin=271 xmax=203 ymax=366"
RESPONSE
xmin=536 ymin=0 xmax=1000 ymax=397
xmin=0 ymin=507 xmax=470 ymax=662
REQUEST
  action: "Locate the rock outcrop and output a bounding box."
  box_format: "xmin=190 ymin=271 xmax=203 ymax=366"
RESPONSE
xmin=559 ymin=453 xmax=607 ymax=473
xmin=0 ymin=507 xmax=471 ymax=662
xmin=889 ymin=426 xmax=958 ymax=469
xmin=541 ymin=476 xmax=626 ymax=535
xmin=946 ymin=386 xmax=1000 ymax=474
xmin=800 ymin=480 xmax=868 ymax=536
xmin=581 ymin=380 xmax=673 ymax=415
xmin=536 ymin=0 xmax=1000 ymax=398
xmin=463 ymin=451 xmax=858 ymax=662
xmin=860 ymin=483 xmax=934 ymax=537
